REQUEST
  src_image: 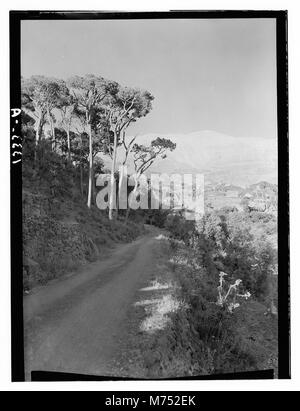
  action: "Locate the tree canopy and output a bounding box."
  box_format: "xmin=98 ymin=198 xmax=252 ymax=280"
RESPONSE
xmin=21 ymin=73 xmax=175 ymax=217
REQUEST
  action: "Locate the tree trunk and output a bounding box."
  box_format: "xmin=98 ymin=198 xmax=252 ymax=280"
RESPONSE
xmin=87 ymin=122 xmax=93 ymax=208
xmin=67 ymin=128 xmax=71 ymax=162
xmin=51 ymin=121 xmax=55 ymax=151
xmin=109 ymin=130 xmax=118 ymax=220
xmin=47 ymin=109 xmax=55 ymax=152
xmin=124 ymin=179 xmax=139 ymax=225
xmin=79 ymin=133 xmax=84 ymax=197
xmin=80 ymin=164 xmax=84 ymax=198
xmin=116 ymin=164 xmax=125 ymax=220
xmin=34 ymin=117 xmax=42 ymax=163
xmin=35 ymin=118 xmax=41 ymax=146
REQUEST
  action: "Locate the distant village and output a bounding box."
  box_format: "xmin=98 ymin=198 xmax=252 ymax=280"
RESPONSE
xmin=204 ymin=181 xmax=278 ymax=213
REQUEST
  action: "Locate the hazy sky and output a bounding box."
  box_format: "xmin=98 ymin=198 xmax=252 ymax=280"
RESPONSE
xmin=21 ymin=18 xmax=277 ymax=139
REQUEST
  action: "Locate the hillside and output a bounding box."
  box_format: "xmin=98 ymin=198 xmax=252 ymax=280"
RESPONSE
xmin=22 ymin=149 xmax=145 ymax=291
xmin=205 ymin=180 xmax=278 ymax=213
xmin=114 ymin=130 xmax=277 ymax=187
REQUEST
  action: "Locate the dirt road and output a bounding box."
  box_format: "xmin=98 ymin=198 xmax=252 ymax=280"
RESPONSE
xmin=24 ymin=226 xmax=163 ymax=380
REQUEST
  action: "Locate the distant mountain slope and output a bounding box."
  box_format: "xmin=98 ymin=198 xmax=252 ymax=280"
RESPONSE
xmin=132 ymin=130 xmax=277 ymax=187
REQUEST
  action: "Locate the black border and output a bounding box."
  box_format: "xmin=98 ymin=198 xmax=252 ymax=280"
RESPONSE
xmin=31 ymin=369 xmax=274 ymax=381
xmin=10 ymin=10 xmax=289 ymax=382
xmin=276 ymin=12 xmax=290 ymax=380
xmin=10 ymin=11 xmax=23 ymax=382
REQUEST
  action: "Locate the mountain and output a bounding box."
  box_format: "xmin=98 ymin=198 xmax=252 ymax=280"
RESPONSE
xmin=100 ymin=130 xmax=277 ymax=187
xmin=132 ymin=130 xmax=277 ymax=187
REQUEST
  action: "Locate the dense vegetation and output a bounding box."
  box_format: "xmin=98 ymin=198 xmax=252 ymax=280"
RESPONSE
xmin=164 ymin=208 xmax=278 ymax=374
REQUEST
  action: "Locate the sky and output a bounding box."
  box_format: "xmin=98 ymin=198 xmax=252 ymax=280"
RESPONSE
xmin=21 ymin=18 xmax=277 ymax=139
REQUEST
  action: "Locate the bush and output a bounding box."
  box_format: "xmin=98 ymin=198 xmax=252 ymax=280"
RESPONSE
xmin=171 ymin=246 xmax=258 ymax=374
xmin=166 ymin=209 xmax=277 ymax=300
xmin=164 ymin=207 xmax=278 ymax=374
xmin=165 ymin=214 xmax=195 ymax=243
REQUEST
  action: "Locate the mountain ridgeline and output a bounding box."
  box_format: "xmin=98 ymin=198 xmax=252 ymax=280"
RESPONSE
xmin=132 ymin=130 xmax=277 ymax=187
